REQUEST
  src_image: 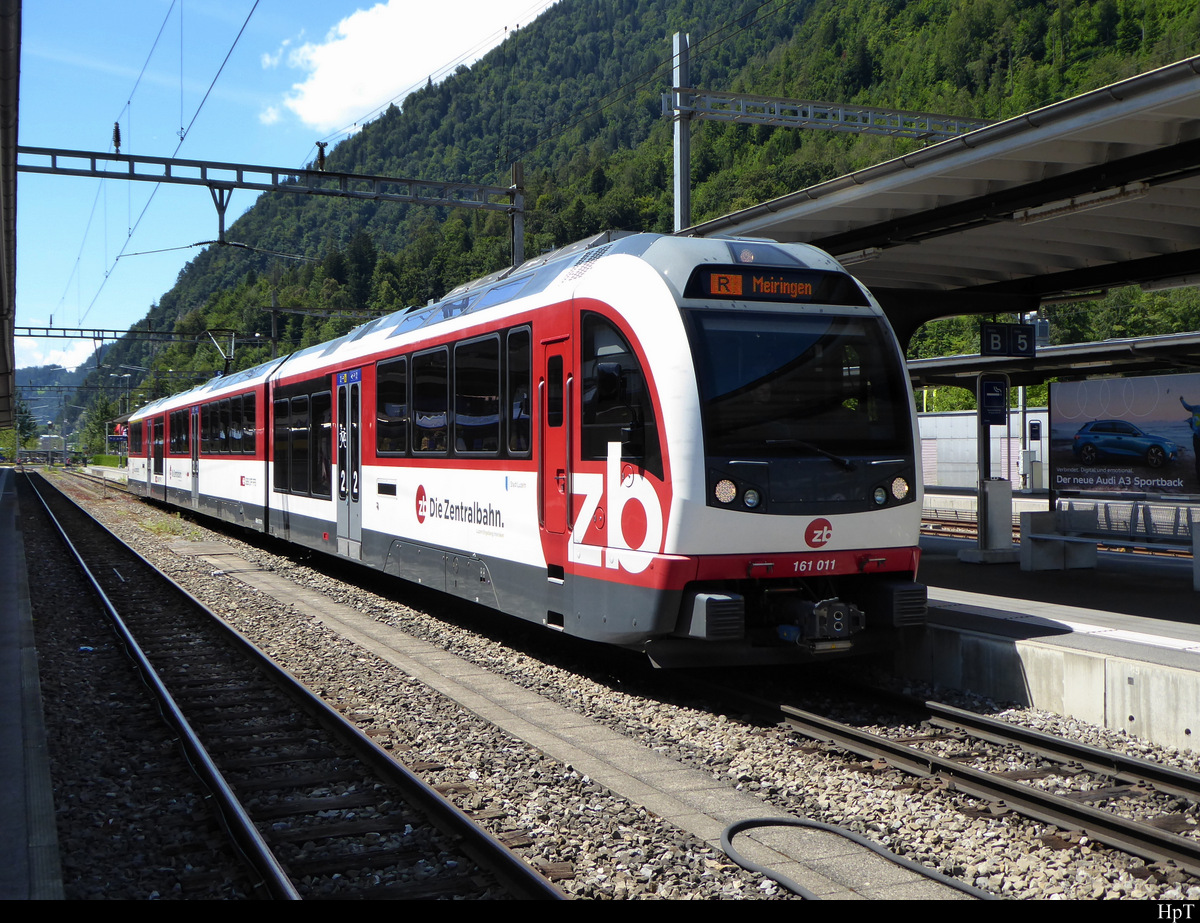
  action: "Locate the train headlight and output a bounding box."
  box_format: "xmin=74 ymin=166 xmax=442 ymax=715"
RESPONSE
xmin=873 ymin=486 xmax=888 ymax=505
xmin=743 ymin=488 xmax=761 ymax=509
xmin=891 ymin=477 xmax=910 ymax=501
xmin=715 ymin=479 xmax=737 ymax=504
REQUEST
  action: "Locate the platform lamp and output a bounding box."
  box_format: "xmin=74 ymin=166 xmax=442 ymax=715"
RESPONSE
xmin=110 ymin=372 xmax=131 ymax=415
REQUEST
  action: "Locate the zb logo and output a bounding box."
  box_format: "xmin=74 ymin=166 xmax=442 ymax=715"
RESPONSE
xmin=571 ymin=443 xmax=664 ymax=574
xmin=805 ymin=518 xmax=833 ymax=548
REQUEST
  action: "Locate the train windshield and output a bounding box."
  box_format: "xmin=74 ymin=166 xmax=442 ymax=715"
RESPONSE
xmin=685 ymin=310 xmax=911 ymax=458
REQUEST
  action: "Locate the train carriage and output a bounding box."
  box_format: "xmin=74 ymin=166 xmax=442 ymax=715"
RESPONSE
xmin=129 ymin=359 xmax=282 ymax=527
xmin=129 ymin=232 xmax=926 ymax=666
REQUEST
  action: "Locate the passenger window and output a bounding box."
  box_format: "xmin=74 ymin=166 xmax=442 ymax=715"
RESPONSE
xmin=273 ymin=399 xmax=289 ymax=491
xmin=507 ymin=328 xmax=531 ymax=455
xmin=413 ymin=349 xmax=448 ymax=454
xmin=455 ymin=336 xmax=500 ymax=454
xmin=311 ymin=391 xmax=332 ymax=498
xmin=229 ymin=396 xmax=243 ymax=454
xmin=289 ymin=395 xmax=309 ymax=494
xmin=376 ymin=357 xmax=408 ymax=455
xmin=219 ymin=399 xmax=231 ymax=453
xmin=243 ymin=393 xmax=256 ymax=454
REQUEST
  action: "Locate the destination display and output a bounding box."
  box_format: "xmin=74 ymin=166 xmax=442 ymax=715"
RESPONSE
xmin=1049 ymin=372 xmax=1200 ymax=496
xmin=684 ymin=265 xmax=869 ymax=306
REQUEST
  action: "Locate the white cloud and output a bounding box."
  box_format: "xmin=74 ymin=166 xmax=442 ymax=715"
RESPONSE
xmin=276 ymin=1 xmax=556 ymax=134
xmin=259 ymin=105 xmax=281 ymax=125
xmin=15 ymin=336 xmax=98 ymax=373
xmin=261 ymin=37 xmax=291 ymax=70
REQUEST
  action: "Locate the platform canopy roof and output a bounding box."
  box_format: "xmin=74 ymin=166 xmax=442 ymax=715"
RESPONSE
xmin=0 ymin=1 xmax=17 ymax=429
xmin=908 ymin=331 xmax=1200 ymax=389
xmin=686 ymin=56 xmax=1200 ymax=351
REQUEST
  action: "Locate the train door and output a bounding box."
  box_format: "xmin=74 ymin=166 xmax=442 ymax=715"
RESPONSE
xmin=143 ymin=418 xmax=152 ymax=483
xmin=153 ymin=416 xmax=166 ymax=500
xmin=336 ymin=369 xmax=362 ymax=560
xmin=540 ymin=334 xmax=571 ymax=582
xmin=190 ymin=406 xmax=200 ymax=507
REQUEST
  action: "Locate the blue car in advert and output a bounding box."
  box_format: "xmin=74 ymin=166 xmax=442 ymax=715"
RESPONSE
xmin=1072 ymin=419 xmax=1179 ymax=468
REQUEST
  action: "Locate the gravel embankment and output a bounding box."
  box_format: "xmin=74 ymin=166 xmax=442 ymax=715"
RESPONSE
xmin=50 ymin=476 xmax=1200 ymax=900
xmin=21 ymin=477 xmax=252 ymax=899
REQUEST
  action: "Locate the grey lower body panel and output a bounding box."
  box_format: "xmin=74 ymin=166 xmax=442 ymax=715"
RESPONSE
xmin=162 ymin=485 xmax=265 ymax=531
xmin=257 ymin=503 xmax=668 ymax=643
xmin=151 ymin=494 xmax=918 ymax=664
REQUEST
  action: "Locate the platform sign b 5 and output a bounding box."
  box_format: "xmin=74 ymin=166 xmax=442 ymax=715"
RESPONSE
xmin=981 ymin=322 xmax=1036 ymax=357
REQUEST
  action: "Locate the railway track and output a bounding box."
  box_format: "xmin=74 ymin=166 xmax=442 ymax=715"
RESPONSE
xmin=27 ymin=471 xmax=563 ymax=900
xmin=61 ymin=466 xmax=133 ymax=496
xmin=38 ymin=469 xmax=1200 ymax=898
xmin=782 ymin=698 xmax=1200 ymax=880
xmin=922 ymin=508 xmax=1019 ymax=542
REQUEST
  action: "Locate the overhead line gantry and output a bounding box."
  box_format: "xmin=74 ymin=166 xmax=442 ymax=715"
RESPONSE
xmin=16 ymin=147 xmax=526 ymax=261
xmin=664 ymin=31 xmax=992 ymax=231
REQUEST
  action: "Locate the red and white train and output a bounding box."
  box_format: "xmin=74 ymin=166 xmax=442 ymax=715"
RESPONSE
xmin=127 ymin=232 xmax=925 ymax=666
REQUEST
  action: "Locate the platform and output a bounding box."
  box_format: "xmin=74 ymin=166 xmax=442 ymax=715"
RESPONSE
xmin=4 ymin=475 xmax=1200 ymax=899
xmin=0 ymin=468 xmax=62 ymax=898
xmin=906 ymin=532 xmax=1200 ymax=752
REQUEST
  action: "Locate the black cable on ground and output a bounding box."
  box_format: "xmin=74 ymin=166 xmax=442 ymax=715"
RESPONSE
xmin=721 ymin=817 xmax=997 ymax=900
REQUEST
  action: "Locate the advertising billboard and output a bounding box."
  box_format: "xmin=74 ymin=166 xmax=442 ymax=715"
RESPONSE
xmin=1050 ymin=372 xmax=1200 ymax=496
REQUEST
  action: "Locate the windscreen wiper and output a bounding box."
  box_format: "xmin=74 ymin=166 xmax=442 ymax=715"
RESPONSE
xmin=766 ymin=438 xmax=856 ymax=470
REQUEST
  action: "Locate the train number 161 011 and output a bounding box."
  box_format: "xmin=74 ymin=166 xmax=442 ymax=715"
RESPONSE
xmin=793 ymin=558 xmax=836 ymax=573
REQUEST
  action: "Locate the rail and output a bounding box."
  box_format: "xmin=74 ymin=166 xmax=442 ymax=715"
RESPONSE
xmin=26 ymin=473 xmax=300 ymax=898
xmin=28 ymin=472 xmax=565 ymax=900
xmin=782 ymin=701 xmax=1200 ymax=877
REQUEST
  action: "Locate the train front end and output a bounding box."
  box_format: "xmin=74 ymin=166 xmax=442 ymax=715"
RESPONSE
xmin=595 ymin=236 xmax=925 ymax=666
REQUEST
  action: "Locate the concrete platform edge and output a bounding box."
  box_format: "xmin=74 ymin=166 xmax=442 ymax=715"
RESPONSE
xmin=895 ymin=603 xmax=1200 ymax=753
xmin=0 ymin=469 xmax=64 ymax=899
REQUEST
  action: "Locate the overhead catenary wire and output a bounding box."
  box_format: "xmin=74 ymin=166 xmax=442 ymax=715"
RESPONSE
xmin=118 ymin=240 xmax=315 ymax=262
xmin=179 ymin=0 xmax=185 ymax=141
xmin=56 ymin=0 xmax=180 ymax=316
xmin=77 ymin=0 xmax=262 ymax=325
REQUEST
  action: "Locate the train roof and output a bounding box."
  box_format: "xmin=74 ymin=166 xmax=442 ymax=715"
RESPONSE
xmin=131 ymin=232 xmax=860 ymax=420
xmin=130 ymin=355 xmax=288 ymax=420
xmin=275 ymin=233 xmax=857 ymax=377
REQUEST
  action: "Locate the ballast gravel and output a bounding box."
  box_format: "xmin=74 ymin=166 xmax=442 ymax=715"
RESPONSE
xmin=50 ymin=476 xmax=1200 ymax=900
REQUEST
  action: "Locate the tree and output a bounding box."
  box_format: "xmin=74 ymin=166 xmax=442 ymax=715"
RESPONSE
xmin=1 ymin=401 xmax=37 ymax=461
xmin=80 ymin=395 xmax=119 ymax=457
xmin=15 ymin=400 xmax=35 ymax=448
xmin=57 ymin=0 xmax=1200 ymax=412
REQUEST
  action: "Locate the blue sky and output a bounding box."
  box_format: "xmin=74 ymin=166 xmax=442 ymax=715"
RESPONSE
xmin=16 ymin=0 xmax=558 ymax=372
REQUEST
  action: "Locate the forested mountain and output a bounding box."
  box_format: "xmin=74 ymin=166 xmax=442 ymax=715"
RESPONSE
xmin=71 ymin=0 xmax=1200 ymax=431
